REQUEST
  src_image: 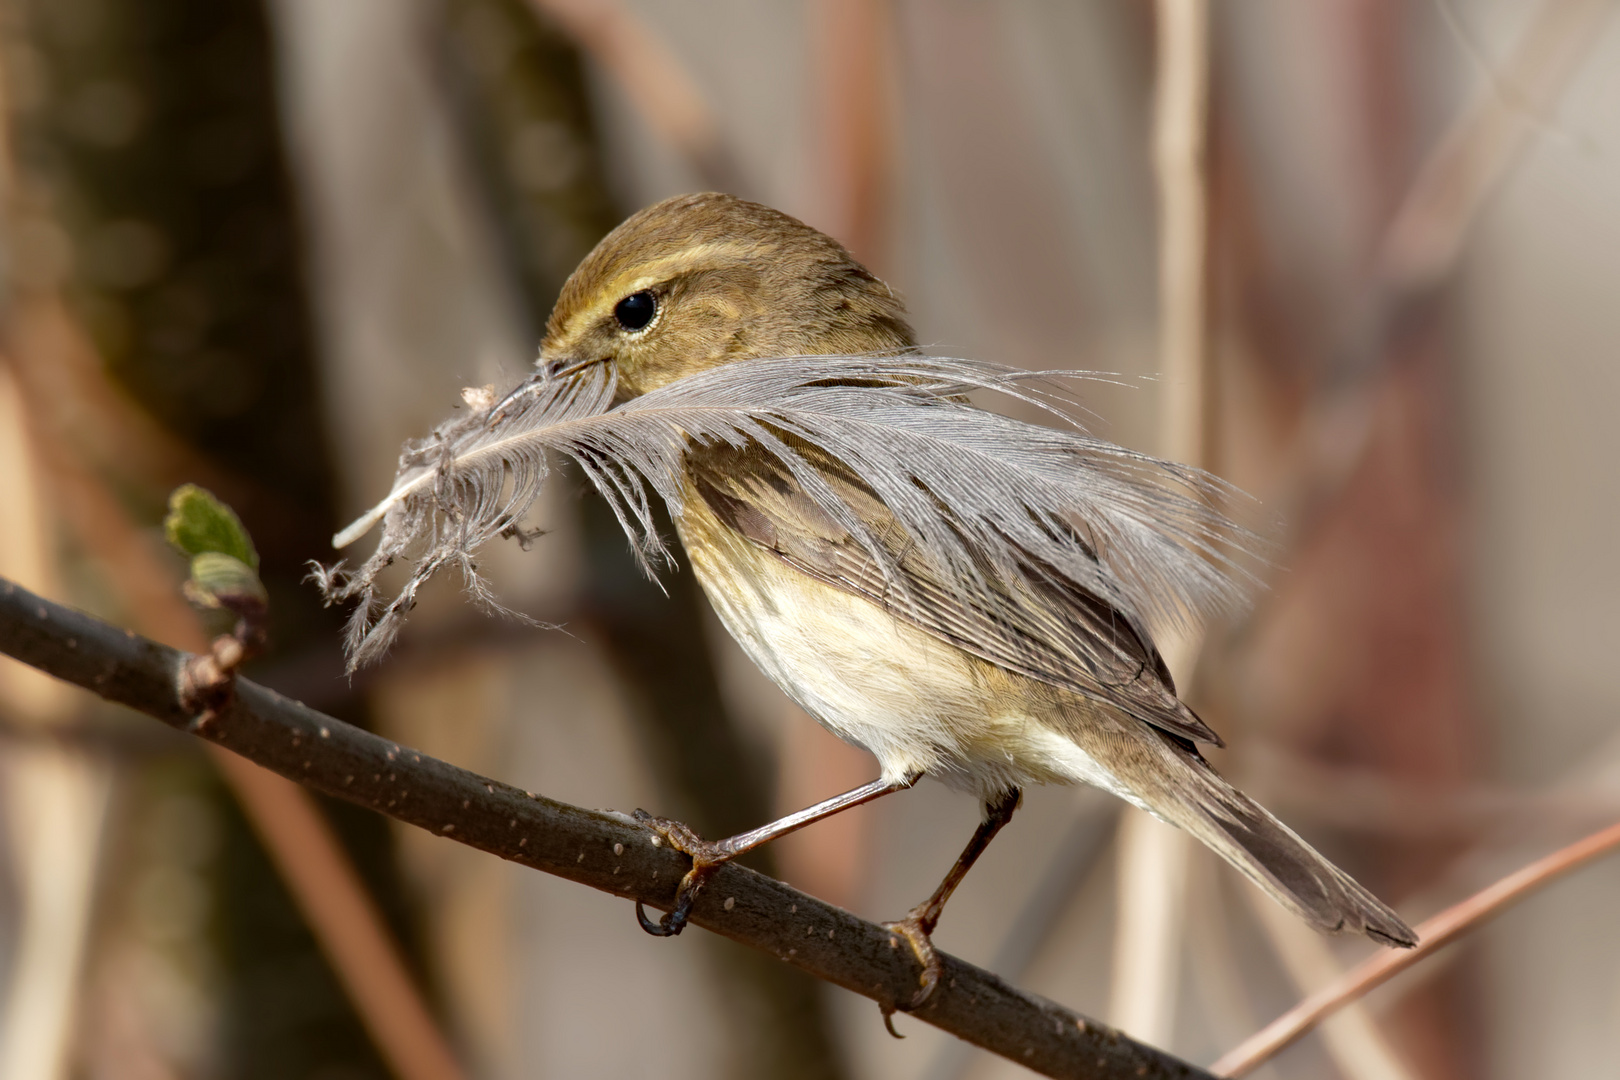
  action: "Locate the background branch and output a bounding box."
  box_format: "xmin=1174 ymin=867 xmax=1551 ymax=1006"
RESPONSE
xmin=0 ymin=574 xmax=1215 ymax=1080
xmin=1213 ymin=818 xmax=1620 ymax=1077
xmin=1109 ymin=0 xmax=1212 ymax=1044
xmin=1247 ymin=0 xmax=1615 ymax=555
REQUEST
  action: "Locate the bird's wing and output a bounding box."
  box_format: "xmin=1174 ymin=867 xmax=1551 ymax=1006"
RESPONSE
xmin=686 ymin=441 xmax=1223 ymax=748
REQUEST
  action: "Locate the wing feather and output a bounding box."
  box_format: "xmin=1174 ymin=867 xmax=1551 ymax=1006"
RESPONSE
xmin=688 ymin=441 xmax=1224 ymax=747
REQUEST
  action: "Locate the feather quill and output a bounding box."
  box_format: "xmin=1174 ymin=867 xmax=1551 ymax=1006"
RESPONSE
xmin=316 ymin=355 xmax=1260 ymax=672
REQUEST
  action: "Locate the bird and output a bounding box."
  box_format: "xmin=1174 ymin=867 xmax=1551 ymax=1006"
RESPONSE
xmin=330 ymin=191 xmax=1416 ymax=1015
xmin=529 ymin=192 xmax=1416 ymax=1004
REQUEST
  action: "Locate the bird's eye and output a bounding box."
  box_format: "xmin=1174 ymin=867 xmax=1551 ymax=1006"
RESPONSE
xmin=614 ymin=291 xmax=657 ymax=332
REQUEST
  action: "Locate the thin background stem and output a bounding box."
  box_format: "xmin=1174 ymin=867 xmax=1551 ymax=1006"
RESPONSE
xmin=1110 ymin=0 xmax=1211 ymax=1045
xmin=1212 ymin=819 xmax=1620 ymax=1077
xmin=1237 ymin=0 xmax=1616 ymax=566
xmin=1154 ymin=0 xmax=1209 ymax=470
xmin=1200 ymin=2 xmax=1617 ymax=1068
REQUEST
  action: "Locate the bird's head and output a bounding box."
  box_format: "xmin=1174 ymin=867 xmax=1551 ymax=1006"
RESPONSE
xmin=539 ymin=193 xmax=916 ymax=399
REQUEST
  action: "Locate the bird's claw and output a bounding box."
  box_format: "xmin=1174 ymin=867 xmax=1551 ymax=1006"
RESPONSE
xmin=883 ymin=908 xmax=944 ymax=1013
xmin=632 ymin=809 xmax=725 ymax=938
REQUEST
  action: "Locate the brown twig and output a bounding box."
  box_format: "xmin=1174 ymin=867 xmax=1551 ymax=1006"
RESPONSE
xmin=175 ymin=587 xmax=267 ymax=735
xmin=1238 ymin=877 xmax=1416 ymax=1080
xmin=0 ymin=574 xmax=1215 ymax=1080
xmin=1210 ymin=819 xmax=1620 ymax=1077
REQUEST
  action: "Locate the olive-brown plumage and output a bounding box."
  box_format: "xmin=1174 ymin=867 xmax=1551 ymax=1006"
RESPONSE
xmin=544 ymin=193 xmax=915 ymax=398
xmin=538 ymin=192 xmax=1415 ymax=996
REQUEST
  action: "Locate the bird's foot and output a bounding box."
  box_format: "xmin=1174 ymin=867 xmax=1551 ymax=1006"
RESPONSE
xmin=632 ymin=810 xmax=726 ymax=938
xmin=880 ymin=905 xmax=944 ymax=1034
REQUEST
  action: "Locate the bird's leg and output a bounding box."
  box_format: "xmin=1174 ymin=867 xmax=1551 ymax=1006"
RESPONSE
xmin=634 ymin=772 xmax=917 ymax=937
xmin=885 ymin=787 xmax=1021 ymax=1015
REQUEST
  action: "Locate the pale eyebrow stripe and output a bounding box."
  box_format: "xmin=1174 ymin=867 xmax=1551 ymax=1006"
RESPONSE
xmin=555 ymin=239 xmax=777 ymax=340
xmin=610 ymin=240 xmax=772 ymax=294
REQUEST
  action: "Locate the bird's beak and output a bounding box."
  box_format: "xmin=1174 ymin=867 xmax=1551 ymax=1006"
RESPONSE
xmin=540 ymin=355 xmax=608 ymax=381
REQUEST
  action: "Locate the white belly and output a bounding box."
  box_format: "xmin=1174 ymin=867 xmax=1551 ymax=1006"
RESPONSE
xmin=675 ymin=502 xmax=1149 ymax=809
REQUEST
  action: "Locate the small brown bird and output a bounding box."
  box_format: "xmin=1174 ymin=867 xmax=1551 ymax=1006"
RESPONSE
xmin=332 ymin=192 xmax=1415 ymax=1011
xmin=535 ymin=193 xmax=1415 ymax=993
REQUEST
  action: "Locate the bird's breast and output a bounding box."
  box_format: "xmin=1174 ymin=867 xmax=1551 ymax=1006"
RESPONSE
xmin=671 ymin=479 xmax=1144 ymax=803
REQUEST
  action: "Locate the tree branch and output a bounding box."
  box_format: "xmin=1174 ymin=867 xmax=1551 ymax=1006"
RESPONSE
xmin=0 ymin=574 xmax=1213 ymax=1080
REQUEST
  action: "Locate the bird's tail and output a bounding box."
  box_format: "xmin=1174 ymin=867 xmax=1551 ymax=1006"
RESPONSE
xmin=1160 ymin=752 xmax=1417 ymax=948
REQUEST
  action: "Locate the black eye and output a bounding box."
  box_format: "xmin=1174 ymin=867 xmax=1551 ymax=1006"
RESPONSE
xmin=614 ymin=291 xmax=657 ymax=332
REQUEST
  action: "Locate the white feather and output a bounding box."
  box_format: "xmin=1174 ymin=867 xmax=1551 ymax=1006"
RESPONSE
xmin=315 ymin=355 xmax=1261 ymax=672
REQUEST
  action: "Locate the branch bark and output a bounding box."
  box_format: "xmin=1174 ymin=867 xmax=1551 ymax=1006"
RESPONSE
xmin=0 ymin=574 xmax=1214 ymax=1080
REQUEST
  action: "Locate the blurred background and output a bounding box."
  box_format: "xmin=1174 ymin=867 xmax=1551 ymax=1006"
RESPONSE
xmin=0 ymin=1 xmax=1617 ymax=1078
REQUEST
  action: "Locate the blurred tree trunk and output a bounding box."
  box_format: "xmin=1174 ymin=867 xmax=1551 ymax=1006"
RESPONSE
xmin=2 ymin=0 xmax=429 ymax=1076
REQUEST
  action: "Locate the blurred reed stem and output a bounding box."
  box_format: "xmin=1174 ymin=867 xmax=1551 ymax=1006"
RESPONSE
xmin=1109 ymin=0 xmax=1210 ymax=1047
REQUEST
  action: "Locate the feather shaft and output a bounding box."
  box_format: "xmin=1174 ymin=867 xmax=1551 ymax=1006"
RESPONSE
xmin=317 ymin=356 xmax=1262 ymax=671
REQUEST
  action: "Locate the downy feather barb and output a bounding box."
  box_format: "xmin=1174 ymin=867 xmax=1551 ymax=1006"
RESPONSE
xmin=315 ymin=355 xmax=1260 ymax=672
